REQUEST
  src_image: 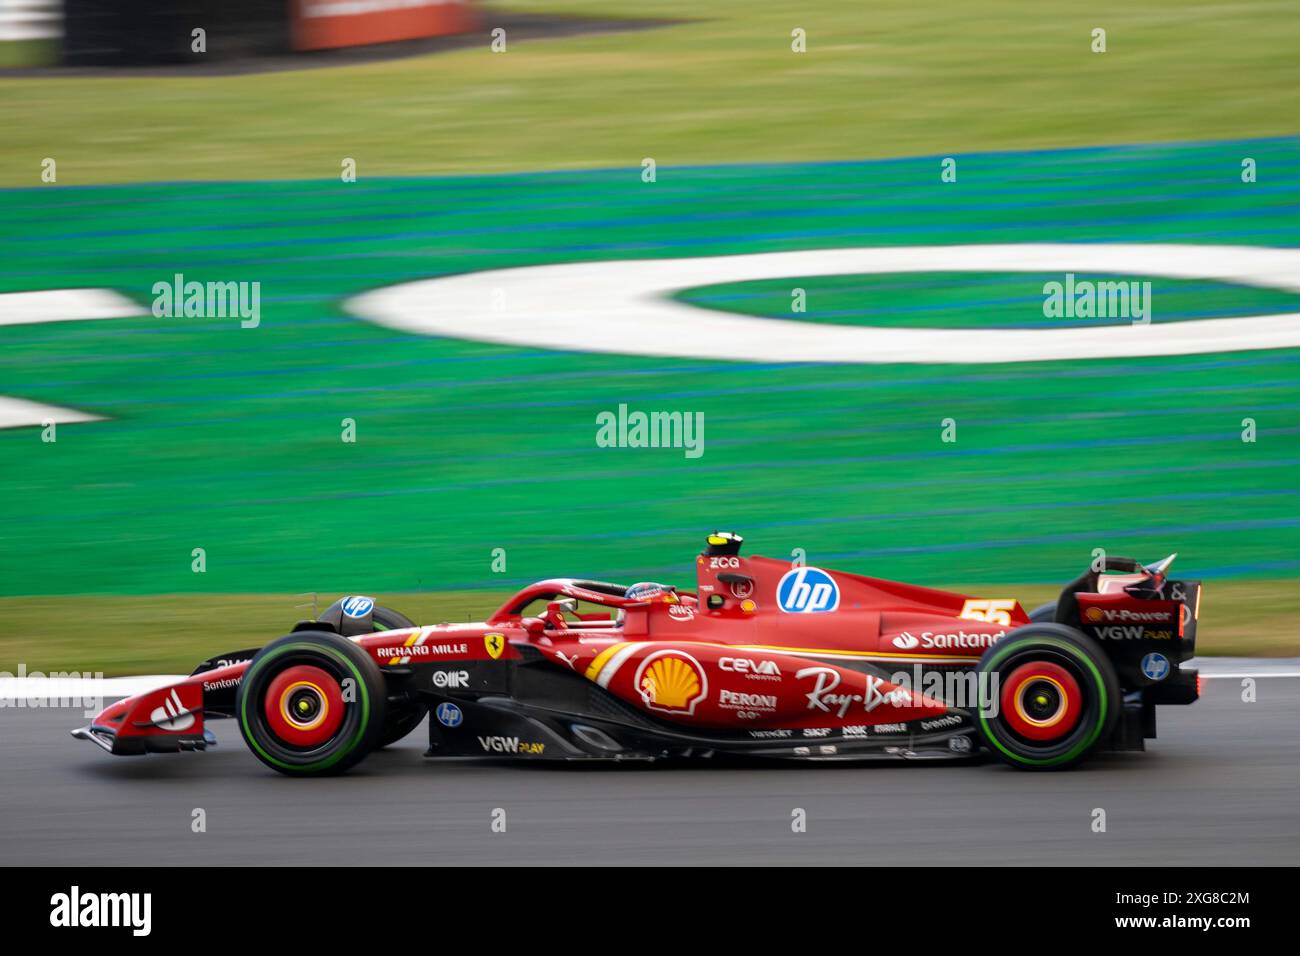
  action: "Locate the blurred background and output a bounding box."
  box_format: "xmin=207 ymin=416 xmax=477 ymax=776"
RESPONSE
xmin=1 ymin=1 xmax=1297 ymax=674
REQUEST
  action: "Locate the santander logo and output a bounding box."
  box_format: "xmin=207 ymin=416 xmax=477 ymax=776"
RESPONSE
xmin=891 ymin=629 xmax=1004 ymax=651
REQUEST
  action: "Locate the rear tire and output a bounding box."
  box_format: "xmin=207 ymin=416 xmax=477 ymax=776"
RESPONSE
xmin=237 ymin=631 xmax=387 ymax=776
xmin=371 ymin=605 xmax=415 ymax=631
xmin=974 ymin=624 xmax=1119 ymax=770
xmin=1028 ymin=602 xmax=1057 ymax=623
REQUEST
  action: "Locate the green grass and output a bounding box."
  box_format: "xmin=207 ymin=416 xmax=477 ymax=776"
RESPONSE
xmin=1 ymin=0 xmax=1298 ymax=185
xmin=677 ymin=273 xmax=1300 ymax=329
xmin=3 ymin=580 xmax=1292 ymax=676
xmin=2 ymin=142 xmax=1299 ymax=606
xmin=0 ymin=39 xmax=59 ymax=69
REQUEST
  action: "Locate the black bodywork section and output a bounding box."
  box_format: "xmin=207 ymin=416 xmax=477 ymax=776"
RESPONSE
xmin=396 ymin=646 xmax=980 ymax=764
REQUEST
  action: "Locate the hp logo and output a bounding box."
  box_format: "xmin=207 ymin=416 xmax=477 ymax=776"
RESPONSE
xmin=1141 ymin=653 xmax=1170 ymax=682
xmin=435 ymin=702 xmax=464 ymax=727
xmin=776 ymin=567 xmax=840 ymax=613
xmin=341 ymin=596 xmax=375 ymax=619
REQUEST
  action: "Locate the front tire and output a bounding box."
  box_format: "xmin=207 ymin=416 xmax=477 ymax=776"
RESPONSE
xmin=237 ymin=631 xmax=387 ymax=776
xmin=974 ymin=624 xmax=1119 ymax=770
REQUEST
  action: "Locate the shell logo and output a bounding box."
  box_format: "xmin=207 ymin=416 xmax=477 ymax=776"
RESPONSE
xmin=634 ymin=650 xmax=708 ymax=715
xmin=1084 ymin=606 xmax=1105 ymax=623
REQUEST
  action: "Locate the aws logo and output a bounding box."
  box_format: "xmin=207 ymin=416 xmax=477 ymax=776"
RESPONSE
xmin=634 ymin=650 xmax=707 ymax=715
xmin=776 ymin=567 xmax=840 ymax=613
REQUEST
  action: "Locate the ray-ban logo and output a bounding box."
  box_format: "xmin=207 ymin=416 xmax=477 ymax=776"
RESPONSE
xmin=50 ymin=886 xmax=151 ymax=936
xmin=152 ymin=273 xmax=261 ymax=328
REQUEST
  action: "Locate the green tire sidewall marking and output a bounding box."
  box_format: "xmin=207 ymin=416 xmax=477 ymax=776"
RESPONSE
xmin=977 ymin=635 xmax=1110 ymax=767
xmin=238 ymin=641 xmax=372 ymax=772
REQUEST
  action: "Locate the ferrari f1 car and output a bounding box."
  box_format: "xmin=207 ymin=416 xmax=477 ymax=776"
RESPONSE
xmin=73 ymin=533 xmax=1201 ymax=774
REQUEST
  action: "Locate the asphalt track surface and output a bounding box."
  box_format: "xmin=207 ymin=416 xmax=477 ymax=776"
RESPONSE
xmin=2 ymin=674 xmax=1299 ymax=866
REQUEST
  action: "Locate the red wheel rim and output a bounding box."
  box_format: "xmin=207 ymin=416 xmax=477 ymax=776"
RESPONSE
xmin=263 ymin=665 xmax=345 ymax=747
xmin=999 ymin=661 xmax=1083 ymax=741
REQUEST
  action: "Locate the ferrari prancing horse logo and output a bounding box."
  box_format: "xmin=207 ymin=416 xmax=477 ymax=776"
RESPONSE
xmin=484 ymin=633 xmax=506 ymax=659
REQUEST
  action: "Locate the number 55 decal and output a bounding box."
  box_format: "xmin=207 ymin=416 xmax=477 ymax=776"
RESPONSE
xmin=959 ymin=599 xmax=1018 ymax=626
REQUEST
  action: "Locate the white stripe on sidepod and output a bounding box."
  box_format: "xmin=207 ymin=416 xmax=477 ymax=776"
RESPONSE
xmin=595 ymin=643 xmax=644 ymax=689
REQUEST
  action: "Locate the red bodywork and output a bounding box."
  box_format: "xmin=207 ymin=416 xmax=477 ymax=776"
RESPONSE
xmin=79 ymin=550 xmax=1035 ymax=753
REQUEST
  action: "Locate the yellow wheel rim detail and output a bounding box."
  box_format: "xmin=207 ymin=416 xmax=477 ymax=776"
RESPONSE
xmin=279 ymin=679 xmax=329 ymax=731
xmin=1014 ymin=675 xmax=1068 ymax=728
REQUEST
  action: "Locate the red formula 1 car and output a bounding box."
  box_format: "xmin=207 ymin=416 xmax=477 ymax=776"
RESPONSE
xmin=73 ymin=533 xmax=1201 ymax=774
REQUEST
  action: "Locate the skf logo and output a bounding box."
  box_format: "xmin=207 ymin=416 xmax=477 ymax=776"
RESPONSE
xmin=634 ymin=650 xmax=707 ymax=715
xmin=776 ymin=567 xmax=840 ymax=613
xmin=484 ymin=633 xmax=506 ymax=659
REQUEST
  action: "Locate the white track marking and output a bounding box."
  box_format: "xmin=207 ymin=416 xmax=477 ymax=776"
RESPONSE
xmin=0 ymin=288 xmax=142 ymax=428
xmin=0 ymin=675 xmax=182 ymax=704
xmin=0 ymin=288 xmax=142 ymax=327
xmin=346 ymin=244 xmax=1300 ymax=364
xmin=0 ymin=397 xmax=102 ymax=429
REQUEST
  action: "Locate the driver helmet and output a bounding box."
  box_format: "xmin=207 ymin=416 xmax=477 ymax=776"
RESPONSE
xmin=624 ymin=581 xmax=678 ymax=604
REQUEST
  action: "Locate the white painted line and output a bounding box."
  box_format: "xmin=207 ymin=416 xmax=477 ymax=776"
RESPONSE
xmin=1191 ymin=657 xmax=1300 ymax=678
xmin=0 ymin=288 xmax=142 ymax=327
xmin=0 ymin=396 xmax=102 ymax=429
xmin=0 ymin=675 xmax=182 ymax=703
xmin=347 ymin=244 xmax=1300 ymax=364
